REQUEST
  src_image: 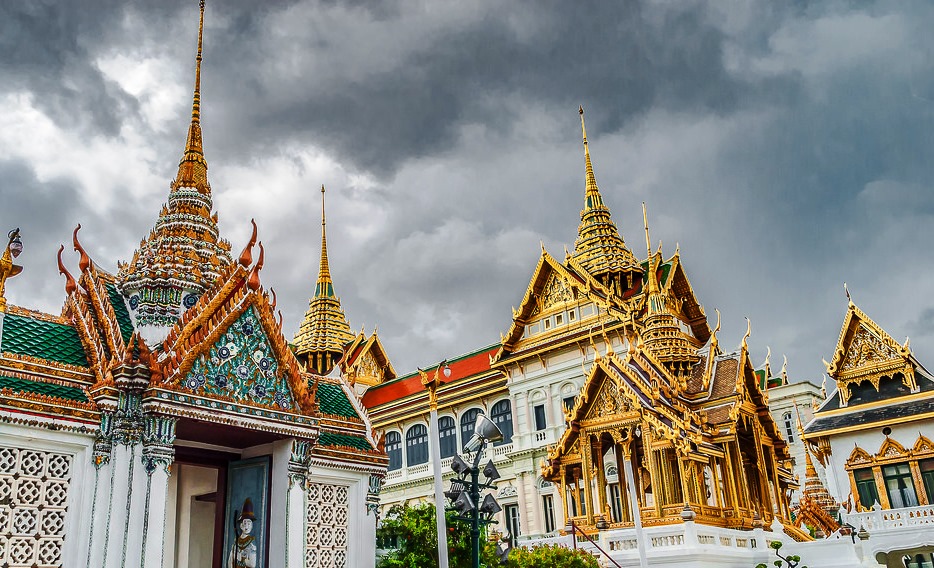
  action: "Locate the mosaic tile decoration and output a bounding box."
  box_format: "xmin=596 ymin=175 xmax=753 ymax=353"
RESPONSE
xmin=0 ymin=446 xmax=72 ymax=568
xmin=305 ymin=482 xmax=349 ymax=568
xmin=187 ymin=307 xmax=295 ymax=410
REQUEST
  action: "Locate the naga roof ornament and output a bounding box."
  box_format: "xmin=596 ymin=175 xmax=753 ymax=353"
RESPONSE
xmin=570 ymin=106 xmax=638 ymax=277
xmin=116 ymin=0 xmax=232 ymax=340
xmin=293 ymin=185 xmax=354 ymax=374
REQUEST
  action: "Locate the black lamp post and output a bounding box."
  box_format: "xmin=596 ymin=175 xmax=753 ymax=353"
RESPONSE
xmin=447 ymin=414 xmax=504 ymax=568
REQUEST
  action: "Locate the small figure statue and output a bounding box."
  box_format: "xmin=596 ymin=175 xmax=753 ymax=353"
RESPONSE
xmin=228 ymin=498 xmax=258 ymax=568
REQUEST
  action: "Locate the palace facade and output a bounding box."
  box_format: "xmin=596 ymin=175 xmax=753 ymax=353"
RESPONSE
xmin=360 ymin=108 xmax=812 ymax=566
xmin=0 ymin=4 xmax=385 ymax=568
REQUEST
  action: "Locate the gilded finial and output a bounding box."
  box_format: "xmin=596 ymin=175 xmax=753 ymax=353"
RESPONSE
xmin=763 ymin=345 xmax=771 ymax=369
xmin=642 ymin=202 xmax=652 ymax=260
xmin=844 ymin=281 xmax=852 ymax=305
xmin=713 ymin=308 xmax=721 ymax=336
xmin=238 ymin=219 xmax=258 ymax=267
xmin=781 ymin=354 xmax=788 ymax=383
xmin=742 ymin=317 xmax=751 ymax=349
xmin=316 ymin=185 xmax=334 ymax=298
xmin=72 ymin=224 xmax=91 ymax=272
xmin=173 ymin=0 xmax=210 ymax=193
xmin=57 ymin=245 xmax=77 ymax=296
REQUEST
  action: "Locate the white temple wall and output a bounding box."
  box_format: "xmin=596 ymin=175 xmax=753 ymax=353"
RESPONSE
xmin=827 ymin=421 xmax=934 ymax=505
xmin=307 ymin=462 xmax=376 ymax=568
xmin=0 ymin=420 xmax=96 ymax=568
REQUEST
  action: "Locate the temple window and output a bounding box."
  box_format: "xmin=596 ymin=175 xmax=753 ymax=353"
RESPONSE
xmin=922 ymin=459 xmax=934 ymax=502
xmin=533 ymin=404 xmax=547 ymax=431
xmin=386 ymin=431 xmax=402 ymax=471
xmin=542 ymin=495 xmax=556 ymax=533
xmin=491 ymin=400 xmax=514 ymax=445
xmin=543 ymin=318 xmax=552 ymax=330
xmin=460 ymin=408 xmax=484 ymax=450
xmin=405 ymin=424 xmax=429 ymax=466
xmin=505 ymin=504 xmax=521 ymax=537
xmin=555 ymin=313 xmax=564 ymax=325
xmin=883 ymin=463 xmax=919 ymax=508
xmin=568 ymin=309 xmax=577 ymax=322
xmin=854 ymin=468 xmax=878 ymax=509
xmin=438 ymin=416 xmax=457 ymax=458
xmin=782 ymin=412 xmax=795 ymax=443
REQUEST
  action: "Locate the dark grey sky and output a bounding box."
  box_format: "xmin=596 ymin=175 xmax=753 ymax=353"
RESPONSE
xmin=2 ymin=0 xmax=933 ymax=383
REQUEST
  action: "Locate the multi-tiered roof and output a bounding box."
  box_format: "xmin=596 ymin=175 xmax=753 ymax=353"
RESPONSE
xmin=293 ymin=185 xmax=355 ymax=375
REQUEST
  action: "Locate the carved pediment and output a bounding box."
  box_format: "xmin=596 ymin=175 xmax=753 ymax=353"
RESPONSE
xmin=846 ymin=446 xmax=873 ymax=467
xmin=541 ymin=271 xmax=574 ymax=310
xmin=840 ymin=325 xmax=899 ymax=373
xmin=914 ymin=435 xmax=934 ymax=455
xmin=877 ymin=437 xmax=908 ymax=460
xmin=183 ymin=306 xmax=296 ymax=410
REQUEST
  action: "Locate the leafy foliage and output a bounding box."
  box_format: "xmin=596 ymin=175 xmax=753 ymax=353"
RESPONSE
xmin=754 ymin=541 xmax=807 ymax=568
xmin=503 ymin=544 xmax=602 ymax=568
xmin=376 ymin=503 xmax=498 ymax=568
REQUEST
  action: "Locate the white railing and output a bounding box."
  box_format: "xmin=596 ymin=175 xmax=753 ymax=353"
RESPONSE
xmin=534 ymin=431 xmax=548 ymax=443
xmin=493 ymin=443 xmax=514 ymax=458
xmin=845 ymin=503 xmax=934 ymax=531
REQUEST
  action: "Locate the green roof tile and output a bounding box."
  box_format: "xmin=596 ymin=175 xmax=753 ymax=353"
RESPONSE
xmin=319 ymin=431 xmax=373 ymax=451
xmin=0 ymin=375 xmax=89 ymax=403
xmin=1 ymin=313 xmax=89 ymax=367
xmin=316 ymin=381 xmax=359 ymax=418
xmin=105 ymin=283 xmax=134 ymax=343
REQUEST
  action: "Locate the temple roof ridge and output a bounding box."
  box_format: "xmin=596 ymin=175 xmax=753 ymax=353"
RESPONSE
xmin=570 ymin=106 xmax=638 ymax=277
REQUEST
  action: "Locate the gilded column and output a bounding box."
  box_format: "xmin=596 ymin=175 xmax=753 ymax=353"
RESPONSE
xmin=581 ymin=433 xmax=595 ymax=524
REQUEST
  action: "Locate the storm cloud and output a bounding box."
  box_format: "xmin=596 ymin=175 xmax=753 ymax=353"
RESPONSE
xmin=1 ymin=0 xmax=933 ymax=381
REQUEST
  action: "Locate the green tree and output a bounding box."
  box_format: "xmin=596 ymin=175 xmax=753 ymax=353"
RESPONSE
xmin=376 ymin=503 xmax=498 ymax=568
xmin=754 ymin=540 xmax=807 ymax=568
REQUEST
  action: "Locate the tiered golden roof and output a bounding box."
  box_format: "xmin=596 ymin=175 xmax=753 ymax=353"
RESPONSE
xmin=293 ymin=185 xmax=354 ymax=374
xmin=117 ymin=0 xmax=232 ymax=310
xmin=569 ymin=107 xmax=638 ymax=279
xmin=640 ymin=205 xmax=700 ymax=379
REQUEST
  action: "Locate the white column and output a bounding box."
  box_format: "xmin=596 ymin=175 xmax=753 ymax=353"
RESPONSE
xmin=515 ymin=471 xmax=529 ymax=538
xmin=141 ymin=416 xmax=176 ymax=568
xmin=143 ymin=463 xmax=172 ymax=568
xmin=428 ymin=407 xmax=450 ymax=568
xmin=622 ymin=458 xmax=648 ymax=568
xmin=104 ymin=442 xmax=133 ymax=568
xmin=87 ymin=449 xmax=114 ymax=567
xmin=285 ymin=439 xmax=312 ymax=568
xmin=286 ymin=479 xmax=306 ymax=568
xmin=124 ymin=449 xmax=148 ymax=568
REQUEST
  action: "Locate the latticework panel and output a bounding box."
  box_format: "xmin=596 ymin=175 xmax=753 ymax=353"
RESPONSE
xmin=305 ymin=482 xmax=349 ymax=568
xmin=0 ymin=446 xmax=72 ymax=568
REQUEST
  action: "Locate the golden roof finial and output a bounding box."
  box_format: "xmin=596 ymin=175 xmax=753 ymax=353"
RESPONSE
xmin=294 ymin=184 xmax=354 ymax=371
xmin=173 ymin=0 xmax=209 ymax=194
xmin=571 ymin=107 xmax=636 ymax=276
xmin=316 ymin=184 xmax=334 ymax=298
xmin=642 ymin=201 xmax=652 ymax=260
xmin=742 ymin=317 xmax=751 ymax=349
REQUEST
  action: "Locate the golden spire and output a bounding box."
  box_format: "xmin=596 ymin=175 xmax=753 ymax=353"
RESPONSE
xmin=294 ymin=184 xmax=354 ymax=374
xmin=173 ymin=0 xmax=209 ymax=194
xmin=570 ymin=107 xmax=637 ymax=277
xmin=316 ymin=185 xmax=333 ymax=298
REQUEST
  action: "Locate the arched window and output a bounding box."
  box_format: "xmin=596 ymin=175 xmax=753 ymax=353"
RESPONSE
xmin=461 ymin=408 xmax=484 ymax=450
xmin=491 ymin=399 xmax=513 ymax=445
xmin=386 ymin=431 xmax=402 ymax=471
xmin=782 ymin=412 xmax=795 ymax=443
xmin=439 ymin=416 xmax=457 ymax=458
xmin=406 ymin=424 xmax=429 ymax=466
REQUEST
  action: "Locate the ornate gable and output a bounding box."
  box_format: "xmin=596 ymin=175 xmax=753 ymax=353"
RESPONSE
xmin=342 ymin=331 xmax=396 ymax=388
xmin=185 ymin=306 xmax=295 ymax=410
xmin=493 ymin=249 xmax=610 ymax=361
xmin=826 ymin=302 xmax=916 ymax=406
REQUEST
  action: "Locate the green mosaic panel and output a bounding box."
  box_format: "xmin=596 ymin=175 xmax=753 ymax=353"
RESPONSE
xmin=0 ymin=313 xmax=89 ymax=367
xmin=187 ymin=307 xmax=295 ymax=410
xmin=316 ymin=381 xmax=359 ymax=418
xmin=105 ymin=283 xmax=134 ymax=343
xmin=0 ymin=374 xmax=89 ymax=402
xmin=319 ymin=431 xmax=373 ymax=451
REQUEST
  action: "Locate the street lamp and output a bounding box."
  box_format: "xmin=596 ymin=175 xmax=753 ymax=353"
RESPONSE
xmin=447 ymin=413 xmax=504 ymax=568
xmin=421 ymin=361 xmax=453 ymax=568
xmin=0 ymin=229 xmax=24 ymax=312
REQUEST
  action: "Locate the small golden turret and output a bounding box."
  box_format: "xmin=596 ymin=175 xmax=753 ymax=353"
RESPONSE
xmin=293 ymin=185 xmax=354 ymax=375
xmin=173 ymin=0 xmax=209 ymax=194
xmin=570 ymin=107 xmax=639 ymax=290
